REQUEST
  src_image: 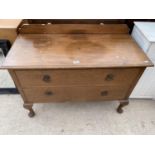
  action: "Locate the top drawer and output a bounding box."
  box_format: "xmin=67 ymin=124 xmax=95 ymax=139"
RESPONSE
xmin=15 ymin=68 xmax=140 ymax=88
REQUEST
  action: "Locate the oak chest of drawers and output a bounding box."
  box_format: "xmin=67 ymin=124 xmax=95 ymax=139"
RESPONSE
xmin=2 ymin=23 xmax=153 ymax=117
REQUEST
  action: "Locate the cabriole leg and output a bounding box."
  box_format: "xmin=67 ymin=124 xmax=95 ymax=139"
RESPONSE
xmin=117 ymin=99 xmax=129 ymax=114
xmin=23 ymin=103 xmax=35 ymax=117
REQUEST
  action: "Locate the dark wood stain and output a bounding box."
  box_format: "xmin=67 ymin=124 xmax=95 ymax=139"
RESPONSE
xmin=66 ymin=40 xmax=102 ymax=52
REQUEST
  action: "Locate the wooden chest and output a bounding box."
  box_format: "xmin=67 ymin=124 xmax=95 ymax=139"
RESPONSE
xmin=2 ymin=23 xmax=153 ymax=117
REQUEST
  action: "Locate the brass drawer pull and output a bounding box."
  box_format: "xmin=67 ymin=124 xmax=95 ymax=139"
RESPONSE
xmin=105 ymin=74 xmax=114 ymax=81
xmin=43 ymin=75 xmax=51 ymax=82
xmin=101 ymin=91 xmax=108 ymax=96
xmin=45 ymin=91 xmax=53 ymax=96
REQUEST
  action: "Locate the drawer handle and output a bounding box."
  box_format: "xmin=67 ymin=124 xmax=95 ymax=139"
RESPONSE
xmin=43 ymin=75 xmax=51 ymax=82
xmin=105 ymin=74 xmax=114 ymax=81
xmin=45 ymin=91 xmax=53 ymax=96
xmin=101 ymin=91 xmax=108 ymax=96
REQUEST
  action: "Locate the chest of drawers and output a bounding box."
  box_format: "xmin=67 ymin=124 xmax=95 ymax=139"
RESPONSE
xmin=2 ymin=23 xmax=153 ymax=117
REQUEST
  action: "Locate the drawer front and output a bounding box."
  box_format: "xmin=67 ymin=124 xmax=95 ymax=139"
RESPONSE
xmin=15 ymin=68 xmax=141 ymax=88
xmin=23 ymin=86 xmax=127 ymax=103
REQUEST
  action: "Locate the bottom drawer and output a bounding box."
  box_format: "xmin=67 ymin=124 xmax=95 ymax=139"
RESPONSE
xmin=23 ymin=86 xmax=127 ymax=103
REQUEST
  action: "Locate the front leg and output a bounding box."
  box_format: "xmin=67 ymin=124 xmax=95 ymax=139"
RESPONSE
xmin=117 ymin=99 xmax=129 ymax=114
xmin=23 ymin=103 xmax=35 ymax=117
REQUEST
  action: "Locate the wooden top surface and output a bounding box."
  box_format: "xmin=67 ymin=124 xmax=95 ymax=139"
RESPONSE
xmin=2 ymin=33 xmax=153 ymax=69
xmin=0 ymin=19 xmax=22 ymax=28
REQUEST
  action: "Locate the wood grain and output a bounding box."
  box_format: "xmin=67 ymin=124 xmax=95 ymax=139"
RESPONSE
xmin=2 ymin=34 xmax=153 ymax=69
xmin=124 ymin=67 xmax=145 ymax=98
xmin=8 ymin=70 xmax=28 ymax=102
xmin=15 ymin=68 xmax=141 ymax=88
xmin=2 ymin=23 xmax=153 ymax=115
xmin=23 ymin=85 xmax=127 ymax=103
xmin=19 ymin=24 xmax=129 ymax=34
